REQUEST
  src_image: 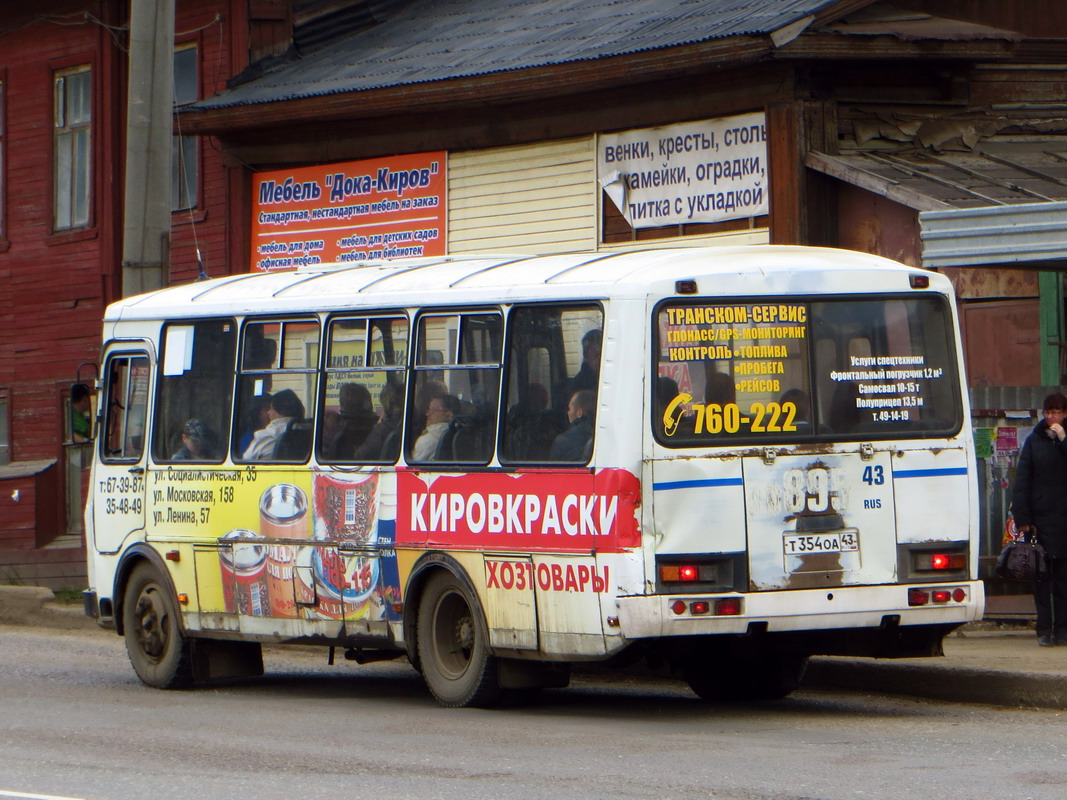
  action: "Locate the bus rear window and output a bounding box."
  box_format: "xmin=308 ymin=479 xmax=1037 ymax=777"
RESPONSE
xmin=654 ymin=296 xmax=961 ymax=445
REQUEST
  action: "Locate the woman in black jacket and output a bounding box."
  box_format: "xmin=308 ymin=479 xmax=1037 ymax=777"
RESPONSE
xmin=1011 ymin=392 xmax=1067 ymax=646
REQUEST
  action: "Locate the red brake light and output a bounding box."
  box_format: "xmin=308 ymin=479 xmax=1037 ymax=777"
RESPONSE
xmin=920 ymin=552 xmax=966 ymax=570
xmin=931 ymin=590 xmax=952 ymax=603
xmin=714 ymin=598 xmax=741 ymax=616
xmin=908 ymin=589 xmax=929 ymax=606
xmin=689 ymin=601 xmax=710 ymax=615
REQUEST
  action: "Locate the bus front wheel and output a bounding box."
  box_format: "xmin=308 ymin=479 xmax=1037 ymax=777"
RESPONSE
xmin=122 ymin=562 xmax=194 ymax=689
xmin=416 ymin=570 xmax=501 ymax=708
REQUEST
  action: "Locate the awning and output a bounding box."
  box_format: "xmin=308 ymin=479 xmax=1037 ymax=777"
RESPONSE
xmin=806 ymin=142 xmax=1067 ymax=268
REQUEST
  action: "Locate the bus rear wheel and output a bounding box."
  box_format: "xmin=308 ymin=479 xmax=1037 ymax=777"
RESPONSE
xmin=684 ymin=654 xmax=808 ymax=702
xmin=122 ymin=562 xmax=194 ymax=689
xmin=416 ymin=570 xmax=501 ymax=708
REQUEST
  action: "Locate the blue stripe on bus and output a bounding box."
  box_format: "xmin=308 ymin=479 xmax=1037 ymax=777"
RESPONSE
xmin=653 ymin=478 xmax=744 ymax=491
xmin=893 ymin=468 xmax=969 ymax=479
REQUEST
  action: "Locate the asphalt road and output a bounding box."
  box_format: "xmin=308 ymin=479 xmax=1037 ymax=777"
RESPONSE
xmin=2 ymin=624 xmax=1066 ymax=800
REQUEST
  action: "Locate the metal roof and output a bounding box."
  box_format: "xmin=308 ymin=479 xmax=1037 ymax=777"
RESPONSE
xmin=105 ymin=245 xmax=937 ymax=322
xmin=806 ymin=142 xmax=1067 ymax=212
xmin=192 ymin=0 xmax=844 ymax=111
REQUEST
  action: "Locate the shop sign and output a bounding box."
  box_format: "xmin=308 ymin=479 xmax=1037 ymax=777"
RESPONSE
xmin=250 ymin=152 xmax=447 ymax=271
xmin=598 ymin=113 xmax=768 ymax=229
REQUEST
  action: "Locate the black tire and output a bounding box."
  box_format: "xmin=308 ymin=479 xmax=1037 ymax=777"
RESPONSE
xmin=684 ymin=654 xmax=808 ymax=702
xmin=122 ymin=562 xmax=194 ymax=689
xmin=416 ymin=570 xmax=501 ymax=708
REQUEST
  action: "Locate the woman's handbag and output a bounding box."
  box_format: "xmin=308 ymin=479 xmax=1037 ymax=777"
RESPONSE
xmin=996 ymin=526 xmax=1047 ymax=582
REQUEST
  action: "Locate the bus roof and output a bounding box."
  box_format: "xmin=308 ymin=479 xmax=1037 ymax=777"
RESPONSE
xmin=105 ymin=245 xmax=946 ymax=322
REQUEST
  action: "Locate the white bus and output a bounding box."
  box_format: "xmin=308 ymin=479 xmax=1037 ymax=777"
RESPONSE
xmin=83 ymin=246 xmax=983 ymax=706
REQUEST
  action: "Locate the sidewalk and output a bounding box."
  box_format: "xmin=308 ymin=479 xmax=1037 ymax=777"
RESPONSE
xmin=2 ymin=585 xmax=1065 ymax=709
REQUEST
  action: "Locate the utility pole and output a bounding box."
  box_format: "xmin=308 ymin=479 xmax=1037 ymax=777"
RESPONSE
xmin=122 ymin=0 xmax=174 ymax=297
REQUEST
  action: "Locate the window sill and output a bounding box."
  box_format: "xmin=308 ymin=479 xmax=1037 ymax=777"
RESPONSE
xmin=47 ymin=226 xmax=98 ymax=246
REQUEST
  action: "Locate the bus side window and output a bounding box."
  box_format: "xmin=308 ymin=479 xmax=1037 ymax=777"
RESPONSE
xmin=501 ymin=304 xmax=603 ymax=464
xmin=152 ymin=320 xmax=236 ymax=463
xmin=235 ymin=319 xmax=319 ymax=463
xmin=101 ymin=354 xmax=150 ymax=461
xmin=320 ymin=316 xmax=408 ymax=464
xmin=407 ymin=312 xmax=501 ymax=465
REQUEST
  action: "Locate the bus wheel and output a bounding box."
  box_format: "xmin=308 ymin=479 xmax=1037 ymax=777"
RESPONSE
xmin=416 ymin=571 xmax=501 ymax=708
xmin=122 ymin=562 xmax=194 ymax=689
xmin=684 ymin=655 xmax=808 ymax=702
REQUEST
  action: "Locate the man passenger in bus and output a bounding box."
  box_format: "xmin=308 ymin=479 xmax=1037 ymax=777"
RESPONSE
xmin=324 ymin=383 xmax=379 ymax=459
xmin=412 ymin=393 xmax=459 ymax=461
xmin=561 ymin=329 xmax=602 ymax=404
xmin=242 ymin=388 xmax=305 ymax=461
xmin=1010 ymin=392 xmax=1067 ymax=647
xmin=353 ymin=380 xmax=405 ymax=461
xmin=550 ymin=389 xmax=596 ymax=462
xmin=171 ymin=419 xmax=219 ymax=461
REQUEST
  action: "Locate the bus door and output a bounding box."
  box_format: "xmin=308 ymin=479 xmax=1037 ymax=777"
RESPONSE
xmin=742 ymin=449 xmax=897 ymax=591
xmin=92 ymin=347 xmax=152 ymax=553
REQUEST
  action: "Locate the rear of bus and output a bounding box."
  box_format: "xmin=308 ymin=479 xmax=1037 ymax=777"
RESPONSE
xmin=623 ymin=252 xmax=982 ymax=699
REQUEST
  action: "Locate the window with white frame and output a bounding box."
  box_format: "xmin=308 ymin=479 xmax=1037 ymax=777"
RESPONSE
xmin=53 ymin=66 xmax=91 ymax=231
xmin=172 ymin=44 xmax=198 ymax=211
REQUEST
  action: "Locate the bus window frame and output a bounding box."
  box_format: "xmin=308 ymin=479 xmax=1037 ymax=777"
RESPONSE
xmin=151 ymin=317 xmax=238 ymax=466
xmin=650 ymin=292 xmax=964 ymax=449
xmin=233 ymin=315 xmax=322 ymax=465
xmin=497 ymin=300 xmax=605 ymax=467
xmin=319 ymin=310 xmax=411 ymax=465
xmin=408 ymin=306 xmax=505 ymax=467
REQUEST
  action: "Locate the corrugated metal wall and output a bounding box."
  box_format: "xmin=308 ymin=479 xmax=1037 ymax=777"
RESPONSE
xmin=447 ymin=137 xmax=598 ymax=255
xmin=447 ymin=135 xmax=770 ymax=256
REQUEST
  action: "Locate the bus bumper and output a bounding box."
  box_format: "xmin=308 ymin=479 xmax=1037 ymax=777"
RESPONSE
xmin=615 ymin=580 xmax=985 ymax=642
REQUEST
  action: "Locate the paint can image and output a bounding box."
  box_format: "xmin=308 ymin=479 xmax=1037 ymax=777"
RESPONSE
xmin=313 ymin=472 xmax=379 ymax=543
xmin=259 ymin=483 xmax=310 ymax=539
xmin=266 ymin=544 xmax=298 ymax=618
xmin=219 ymin=529 xmax=269 ymax=616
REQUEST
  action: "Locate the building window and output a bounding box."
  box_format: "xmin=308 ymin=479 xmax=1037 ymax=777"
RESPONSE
xmin=173 ymin=45 xmax=199 ymax=211
xmin=0 ymin=78 xmax=6 ymax=237
xmin=0 ymin=388 xmax=9 ymax=464
xmin=53 ymin=66 xmax=92 ymax=231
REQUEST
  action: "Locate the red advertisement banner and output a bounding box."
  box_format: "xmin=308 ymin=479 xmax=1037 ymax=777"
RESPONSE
xmin=250 ymin=152 xmax=447 ymax=272
xmin=396 ymin=469 xmax=641 ymax=553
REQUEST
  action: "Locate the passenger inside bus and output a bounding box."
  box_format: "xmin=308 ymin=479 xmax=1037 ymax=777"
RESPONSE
xmin=236 ymin=393 xmax=271 ymax=455
xmin=413 ymin=393 xmax=459 ymax=461
xmin=558 ymin=328 xmax=601 ymax=408
xmin=242 ymin=389 xmax=305 ymax=460
xmin=171 ymin=418 xmax=220 ymax=461
xmin=353 ymin=380 xmax=405 ymax=461
xmin=550 ymin=389 xmax=596 ymax=462
xmin=323 ymin=383 xmax=378 ymax=459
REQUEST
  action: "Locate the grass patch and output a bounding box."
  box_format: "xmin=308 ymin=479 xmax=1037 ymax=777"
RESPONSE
xmin=52 ymin=589 xmax=85 ymax=605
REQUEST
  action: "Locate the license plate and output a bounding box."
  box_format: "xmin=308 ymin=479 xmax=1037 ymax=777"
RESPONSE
xmin=783 ymin=531 xmax=859 ymax=555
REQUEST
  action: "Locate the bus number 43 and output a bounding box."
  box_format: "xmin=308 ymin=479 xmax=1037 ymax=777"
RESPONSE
xmin=862 ymin=465 xmax=885 ymax=486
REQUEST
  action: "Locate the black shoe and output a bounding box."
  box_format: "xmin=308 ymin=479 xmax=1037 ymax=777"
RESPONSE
xmin=1038 ymin=635 xmax=1054 ymax=647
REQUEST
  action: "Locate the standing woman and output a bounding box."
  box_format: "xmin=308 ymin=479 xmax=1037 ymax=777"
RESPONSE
xmin=1010 ymin=392 xmax=1067 ymax=646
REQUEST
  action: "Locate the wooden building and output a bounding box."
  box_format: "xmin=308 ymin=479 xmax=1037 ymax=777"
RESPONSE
xmin=0 ymin=1 xmax=252 ymax=586
xmin=2 ymin=0 xmax=1066 ymax=591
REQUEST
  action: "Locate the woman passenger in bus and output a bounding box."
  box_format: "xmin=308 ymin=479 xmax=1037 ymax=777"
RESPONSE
xmin=242 ymin=389 xmax=305 ymax=461
xmin=237 ymin=394 xmax=272 ymax=455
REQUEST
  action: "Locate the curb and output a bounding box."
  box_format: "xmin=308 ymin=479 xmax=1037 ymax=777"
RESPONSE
xmin=0 ymin=586 xmax=98 ymax=631
xmin=804 ymin=657 xmax=1067 ymax=710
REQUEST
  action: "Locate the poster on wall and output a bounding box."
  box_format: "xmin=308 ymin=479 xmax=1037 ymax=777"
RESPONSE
xmin=250 ymin=152 xmax=447 ymax=271
xmin=597 ymin=112 xmax=768 ymax=230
